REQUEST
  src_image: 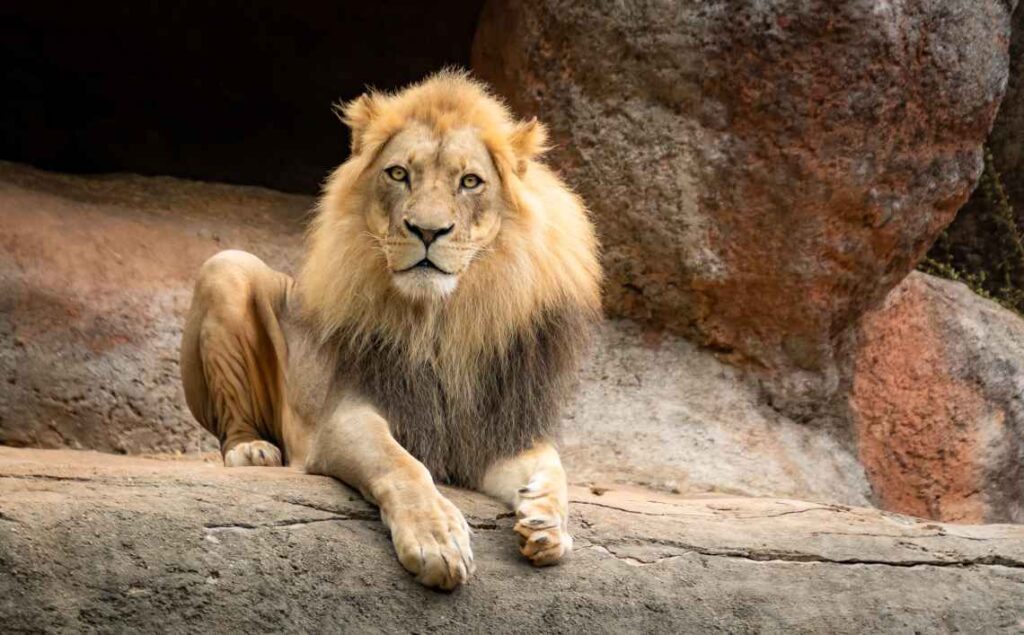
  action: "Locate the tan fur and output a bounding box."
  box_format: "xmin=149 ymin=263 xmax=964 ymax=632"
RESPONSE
xmin=481 ymin=442 xmax=573 ymax=565
xmin=299 ymin=70 xmax=601 ymax=374
xmin=181 ymin=71 xmax=602 ymax=590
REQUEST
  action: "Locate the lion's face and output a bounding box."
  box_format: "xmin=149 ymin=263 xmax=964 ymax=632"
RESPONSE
xmin=302 ymin=72 xmax=601 ymax=353
xmin=365 ymin=123 xmax=507 ymax=301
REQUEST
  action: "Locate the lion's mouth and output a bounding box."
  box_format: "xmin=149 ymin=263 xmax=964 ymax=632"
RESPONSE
xmin=398 ymin=259 xmax=451 ymax=275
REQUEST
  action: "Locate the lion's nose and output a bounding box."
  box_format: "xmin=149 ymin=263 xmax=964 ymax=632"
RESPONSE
xmin=404 ymin=219 xmax=454 ymax=247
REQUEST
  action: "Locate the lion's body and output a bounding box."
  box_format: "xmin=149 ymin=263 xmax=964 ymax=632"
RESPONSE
xmin=180 ymin=71 xmax=601 ymax=589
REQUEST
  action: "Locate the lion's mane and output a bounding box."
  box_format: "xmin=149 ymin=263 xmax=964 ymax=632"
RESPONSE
xmin=296 ymin=71 xmax=602 ymax=485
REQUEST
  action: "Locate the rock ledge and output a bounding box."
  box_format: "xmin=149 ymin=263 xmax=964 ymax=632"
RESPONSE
xmin=2 ymin=447 xmax=1023 ymax=632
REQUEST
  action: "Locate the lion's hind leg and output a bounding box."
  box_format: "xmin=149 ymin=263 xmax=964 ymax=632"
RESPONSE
xmin=180 ymin=250 xmax=293 ymax=467
xmin=223 ymin=439 xmax=283 ymax=467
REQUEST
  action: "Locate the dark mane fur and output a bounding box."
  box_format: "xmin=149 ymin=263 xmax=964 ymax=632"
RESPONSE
xmin=330 ymin=303 xmax=596 ymax=486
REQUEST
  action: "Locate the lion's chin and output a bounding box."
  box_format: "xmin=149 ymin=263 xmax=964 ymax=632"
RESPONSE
xmin=391 ymin=268 xmax=459 ymax=301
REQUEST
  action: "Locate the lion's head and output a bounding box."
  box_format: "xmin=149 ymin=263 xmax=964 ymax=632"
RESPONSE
xmin=298 ymin=71 xmax=601 ymax=366
xmin=361 ymin=119 xmax=507 ymax=300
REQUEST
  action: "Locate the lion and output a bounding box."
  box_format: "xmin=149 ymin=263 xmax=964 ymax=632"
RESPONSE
xmin=179 ymin=70 xmax=602 ymax=590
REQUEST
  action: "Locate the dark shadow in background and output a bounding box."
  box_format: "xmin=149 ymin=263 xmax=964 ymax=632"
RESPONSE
xmin=0 ymin=1 xmax=484 ymax=193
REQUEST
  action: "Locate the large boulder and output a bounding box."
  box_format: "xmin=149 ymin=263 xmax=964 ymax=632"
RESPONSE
xmin=565 ymin=321 xmax=869 ymax=504
xmin=2 ymin=447 xmax=1023 ymax=632
xmin=848 ymin=272 xmax=1024 ymax=524
xmin=473 ymin=0 xmax=1015 ymax=405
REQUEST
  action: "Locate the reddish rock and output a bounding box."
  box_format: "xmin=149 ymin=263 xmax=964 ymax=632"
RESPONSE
xmin=473 ymin=0 xmax=1015 ymax=405
xmin=850 ymin=272 xmax=1024 ymax=523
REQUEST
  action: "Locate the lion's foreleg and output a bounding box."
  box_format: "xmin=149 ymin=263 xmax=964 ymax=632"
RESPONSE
xmin=304 ymin=401 xmax=474 ymax=590
xmin=480 ymin=442 xmax=572 ymax=566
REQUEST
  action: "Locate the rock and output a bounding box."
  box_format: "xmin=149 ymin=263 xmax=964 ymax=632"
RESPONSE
xmin=0 ymin=162 xmax=308 ymax=454
xmin=473 ymin=0 xmax=1015 ymax=404
xmin=2 ymin=447 xmax=1022 ymax=632
xmin=0 ymin=163 xmax=871 ymax=506
xmin=987 ymin=3 xmax=1024 ymax=218
xmin=565 ymin=321 xmax=870 ymax=504
xmin=849 ymin=272 xmax=1024 ymax=523
xmin=926 ymin=6 xmax=1024 ymax=312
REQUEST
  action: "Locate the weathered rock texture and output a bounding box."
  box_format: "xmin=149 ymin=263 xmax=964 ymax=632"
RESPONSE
xmin=927 ymin=5 xmax=1024 ymax=312
xmin=849 ymin=272 xmax=1024 ymax=524
xmin=997 ymin=4 xmax=1024 ymax=213
xmin=3 ymin=447 xmax=1023 ymax=633
xmin=565 ymin=321 xmax=869 ymax=504
xmin=473 ymin=0 xmax=1015 ymax=404
xmin=6 ymin=160 xmax=1024 ymax=525
xmin=0 ymin=162 xmax=307 ymax=454
xmin=0 ymin=163 xmax=871 ymax=506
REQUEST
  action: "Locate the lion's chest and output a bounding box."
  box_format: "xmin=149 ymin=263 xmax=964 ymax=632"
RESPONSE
xmin=336 ymin=330 xmax=571 ymax=486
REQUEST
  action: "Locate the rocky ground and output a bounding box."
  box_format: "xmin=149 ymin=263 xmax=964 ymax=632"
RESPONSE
xmin=3 ymin=446 xmax=1023 ymax=633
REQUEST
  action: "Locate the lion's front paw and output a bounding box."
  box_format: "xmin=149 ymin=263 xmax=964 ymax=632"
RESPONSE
xmin=386 ymin=493 xmax=475 ymax=591
xmin=514 ymin=481 xmax=572 ymax=566
xmin=223 ymin=440 xmax=283 ymax=467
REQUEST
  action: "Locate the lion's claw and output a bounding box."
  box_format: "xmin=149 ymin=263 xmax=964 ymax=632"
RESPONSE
xmin=223 ymin=440 xmax=283 ymax=467
xmin=388 ymin=494 xmax=474 ymax=590
xmin=514 ymin=483 xmax=572 ymax=566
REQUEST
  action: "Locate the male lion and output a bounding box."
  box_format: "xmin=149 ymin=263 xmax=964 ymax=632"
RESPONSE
xmin=179 ymin=71 xmax=601 ymax=590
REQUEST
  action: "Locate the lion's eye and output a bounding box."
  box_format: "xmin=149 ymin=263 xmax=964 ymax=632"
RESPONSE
xmin=460 ymin=173 xmax=482 ymax=190
xmin=385 ymin=166 xmax=408 ymax=182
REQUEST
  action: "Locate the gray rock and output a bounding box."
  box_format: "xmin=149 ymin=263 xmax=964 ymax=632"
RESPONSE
xmin=566 ymin=320 xmax=870 ymax=504
xmin=2 ymin=447 xmax=1022 ymax=633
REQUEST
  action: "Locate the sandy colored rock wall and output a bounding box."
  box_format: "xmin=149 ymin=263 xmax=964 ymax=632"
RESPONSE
xmin=0 ymin=162 xmax=308 ymax=455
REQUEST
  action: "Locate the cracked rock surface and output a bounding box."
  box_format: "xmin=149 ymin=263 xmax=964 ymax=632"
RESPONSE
xmin=2 ymin=447 xmax=1023 ymax=632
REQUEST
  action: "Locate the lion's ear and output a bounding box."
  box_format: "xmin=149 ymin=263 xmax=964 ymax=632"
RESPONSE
xmin=508 ymin=117 xmax=549 ymax=175
xmin=334 ymin=92 xmax=381 ymax=155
